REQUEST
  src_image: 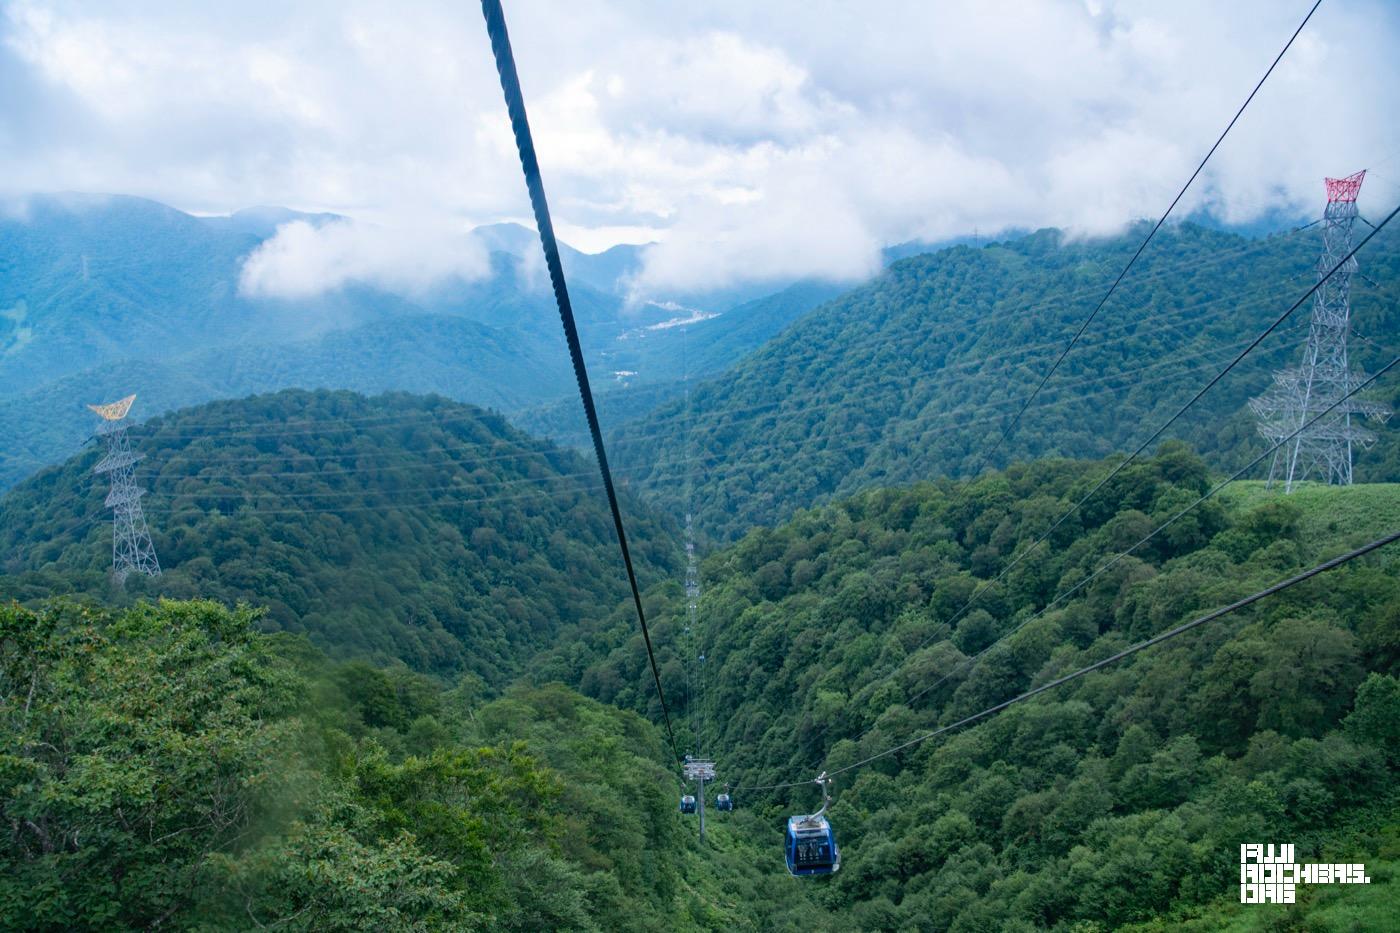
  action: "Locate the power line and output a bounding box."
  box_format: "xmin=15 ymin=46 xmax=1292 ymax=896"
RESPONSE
xmin=894 ymin=353 xmax=1400 ymax=716
xmin=925 ymin=199 xmax=1399 ymax=649
xmin=737 ymin=528 xmax=1400 ymax=792
xmin=132 ymin=220 xmax=1317 ymax=446
xmin=980 ymin=0 xmax=1323 ymax=471
xmin=480 ymin=0 xmax=681 ymax=767
xmin=132 ymin=334 xmax=1292 ymax=511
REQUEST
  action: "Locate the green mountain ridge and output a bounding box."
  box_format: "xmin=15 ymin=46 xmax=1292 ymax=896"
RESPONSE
xmin=611 ymin=222 xmax=1400 ymax=542
xmin=2 ymin=385 xmax=1398 ymax=928
xmin=0 ymin=314 xmax=576 ymax=489
xmin=0 ymin=388 xmax=676 ymax=680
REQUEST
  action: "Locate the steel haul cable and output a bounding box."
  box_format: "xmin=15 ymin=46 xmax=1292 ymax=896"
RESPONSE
xmin=480 ymin=0 xmax=680 ymax=766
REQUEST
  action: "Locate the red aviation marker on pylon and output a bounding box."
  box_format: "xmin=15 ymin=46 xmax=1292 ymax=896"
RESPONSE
xmin=1249 ymin=169 xmax=1392 ymax=489
xmin=1325 ymin=170 xmax=1366 ymax=203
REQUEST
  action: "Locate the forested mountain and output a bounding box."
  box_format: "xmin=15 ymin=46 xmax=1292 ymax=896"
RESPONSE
xmin=5 ymin=209 xmax=1399 ymax=929
xmin=517 ymin=281 xmax=848 ymax=443
xmin=4 ymin=399 xmax=1398 ymax=926
xmin=0 ymin=314 xmax=581 ymax=488
xmin=0 ymin=195 xmax=838 ymax=490
xmin=611 ymin=222 xmax=1400 ymax=542
xmin=538 ymin=446 xmax=1400 ymax=929
xmin=0 ymin=389 xmax=676 ymax=680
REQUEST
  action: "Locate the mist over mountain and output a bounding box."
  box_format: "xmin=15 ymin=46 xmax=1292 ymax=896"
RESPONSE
xmin=5 ymin=0 xmax=1400 ymax=927
xmin=0 ymin=194 xmax=840 ymax=489
xmin=612 ymin=221 xmax=1400 ymax=542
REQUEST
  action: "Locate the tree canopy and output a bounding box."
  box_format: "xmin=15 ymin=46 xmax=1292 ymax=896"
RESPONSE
xmin=0 ymin=389 xmax=676 ymax=680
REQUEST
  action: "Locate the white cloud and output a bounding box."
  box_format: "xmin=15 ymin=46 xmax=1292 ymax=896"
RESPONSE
xmin=238 ymin=219 xmax=489 ymax=299
xmin=3 ymin=0 xmax=1398 ymax=299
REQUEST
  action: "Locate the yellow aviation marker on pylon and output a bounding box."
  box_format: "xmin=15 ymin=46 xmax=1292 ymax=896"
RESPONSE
xmin=87 ymin=393 xmax=137 ymax=422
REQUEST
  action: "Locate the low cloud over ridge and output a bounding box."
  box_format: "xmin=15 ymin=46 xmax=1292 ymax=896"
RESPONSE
xmin=238 ymin=219 xmax=490 ymax=300
xmin=3 ymin=0 xmax=1398 ymax=299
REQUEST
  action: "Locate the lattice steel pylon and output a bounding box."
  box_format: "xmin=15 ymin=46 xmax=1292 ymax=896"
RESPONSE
xmin=89 ymin=394 xmax=161 ymax=584
xmin=1250 ymin=171 xmax=1391 ymax=491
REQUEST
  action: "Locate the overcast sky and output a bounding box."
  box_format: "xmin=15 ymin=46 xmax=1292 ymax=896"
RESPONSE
xmin=2 ymin=0 xmax=1398 ymax=298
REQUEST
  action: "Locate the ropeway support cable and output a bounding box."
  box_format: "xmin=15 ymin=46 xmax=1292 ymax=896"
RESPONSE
xmin=481 ymin=0 xmax=681 ymax=766
xmin=737 ymin=528 xmax=1400 ymax=792
xmin=980 ymin=0 xmax=1323 ymax=470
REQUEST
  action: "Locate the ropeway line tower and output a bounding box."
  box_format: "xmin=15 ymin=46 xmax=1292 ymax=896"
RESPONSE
xmin=89 ymin=394 xmax=161 ymax=584
xmin=679 ymin=323 xmax=718 ymax=843
xmin=685 ymin=511 xmax=703 ymax=753
xmin=1250 ymin=170 xmax=1391 ymax=490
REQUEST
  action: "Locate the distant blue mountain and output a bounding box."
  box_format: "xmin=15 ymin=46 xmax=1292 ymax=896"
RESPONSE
xmin=1181 ymin=204 xmax=1317 ymax=239
xmin=882 ymin=229 xmax=1035 ymax=263
xmin=208 ymin=205 xmax=344 ymax=238
xmin=0 ymin=194 xmax=838 ymax=488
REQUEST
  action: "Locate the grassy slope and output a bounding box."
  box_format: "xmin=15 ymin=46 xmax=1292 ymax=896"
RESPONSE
xmin=1220 ymin=482 xmax=1400 ymax=554
xmin=1132 ymin=480 xmax=1400 ymax=933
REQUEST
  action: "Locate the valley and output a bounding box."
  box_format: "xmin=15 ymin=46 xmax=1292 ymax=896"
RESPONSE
xmin=0 ymin=195 xmax=839 ymax=490
xmin=5 ymin=0 xmax=1400 ymax=927
xmin=2 ymin=384 xmax=1397 ymax=929
xmin=2 ymin=159 xmax=1397 ymax=933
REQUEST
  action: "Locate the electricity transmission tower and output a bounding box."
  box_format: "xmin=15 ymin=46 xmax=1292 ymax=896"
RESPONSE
xmin=1250 ymin=170 xmax=1390 ymax=490
xmin=89 ymin=394 xmax=161 ymax=584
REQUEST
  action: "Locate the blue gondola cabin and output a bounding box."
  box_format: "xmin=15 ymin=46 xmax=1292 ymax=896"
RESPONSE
xmin=785 ymin=814 xmax=839 ymax=875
